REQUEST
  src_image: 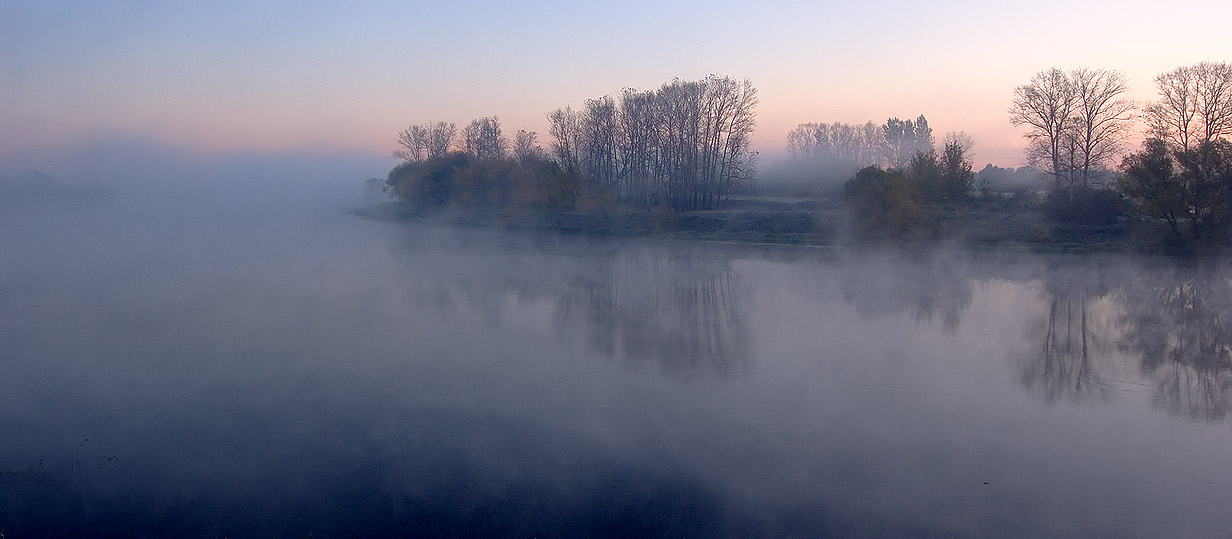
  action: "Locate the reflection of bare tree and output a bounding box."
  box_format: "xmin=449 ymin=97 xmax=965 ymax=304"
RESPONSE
xmin=1017 ymin=260 xmax=1124 ymax=405
xmin=1117 ymin=264 xmax=1232 ymax=421
xmin=386 ymin=226 xmax=750 ymax=379
xmin=1015 ymin=257 xmax=1232 ymax=421
xmin=1022 ymin=296 xmax=1115 ymax=403
xmin=554 ymin=251 xmax=750 ymax=379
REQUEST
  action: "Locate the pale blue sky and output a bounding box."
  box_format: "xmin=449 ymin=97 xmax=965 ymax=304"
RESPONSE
xmin=4 ymin=0 xmax=1230 ymax=168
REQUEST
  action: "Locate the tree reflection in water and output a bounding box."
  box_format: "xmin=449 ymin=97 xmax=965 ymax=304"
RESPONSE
xmin=387 ymin=226 xmax=750 ymax=379
xmin=553 ymin=251 xmax=749 ymax=379
xmin=1018 ymin=257 xmax=1232 ymax=421
xmin=1018 ymin=260 xmax=1122 ymax=405
xmin=1117 ymin=262 xmax=1232 ymax=420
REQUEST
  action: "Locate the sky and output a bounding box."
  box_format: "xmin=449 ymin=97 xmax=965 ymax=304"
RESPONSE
xmin=3 ymin=0 xmax=1231 ymax=175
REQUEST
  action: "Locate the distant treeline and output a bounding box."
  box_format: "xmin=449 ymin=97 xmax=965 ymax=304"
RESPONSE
xmin=382 ymin=62 xmax=1232 ymax=250
xmin=783 ymin=61 xmax=1232 ymax=249
xmin=786 ymin=115 xmax=935 ymax=171
xmin=386 ymin=74 xmax=757 ymax=213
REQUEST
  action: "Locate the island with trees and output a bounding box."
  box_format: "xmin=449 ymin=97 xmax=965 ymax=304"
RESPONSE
xmin=357 ymin=64 xmax=1232 ymax=254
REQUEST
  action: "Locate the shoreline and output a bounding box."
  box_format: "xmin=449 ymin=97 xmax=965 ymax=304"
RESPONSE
xmin=350 ymin=198 xmax=1214 ymax=256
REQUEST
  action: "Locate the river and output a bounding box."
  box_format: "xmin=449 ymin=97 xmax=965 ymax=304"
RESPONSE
xmin=2 ymin=179 xmax=1231 ymax=537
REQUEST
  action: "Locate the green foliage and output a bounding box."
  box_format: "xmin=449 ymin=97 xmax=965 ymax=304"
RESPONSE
xmin=386 ymin=152 xmax=471 ymax=206
xmin=939 ymin=140 xmax=975 ymax=202
xmin=384 ymin=152 xmax=589 ymax=215
xmin=843 ymin=165 xmax=924 ymax=235
xmin=1118 ymin=138 xmax=1232 ymax=242
xmin=1119 ymin=138 xmax=1183 ymax=233
xmin=1042 ymin=186 xmax=1126 ymax=225
xmin=843 ymin=145 xmax=978 ymax=238
xmin=908 ymin=149 xmax=945 ymax=204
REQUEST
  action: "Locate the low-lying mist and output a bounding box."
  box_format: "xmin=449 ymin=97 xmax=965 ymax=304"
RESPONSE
xmin=4 ymin=139 xmax=1232 ymax=538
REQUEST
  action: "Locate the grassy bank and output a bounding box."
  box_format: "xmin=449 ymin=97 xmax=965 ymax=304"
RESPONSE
xmin=352 ymin=194 xmax=1205 ymax=254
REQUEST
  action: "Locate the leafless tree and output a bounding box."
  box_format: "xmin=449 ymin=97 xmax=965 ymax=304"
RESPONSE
xmin=1147 ymin=62 xmax=1232 ymax=151
xmin=786 ymin=120 xmax=886 ymax=169
xmin=882 ymin=115 xmax=933 ymax=169
xmin=462 ymin=116 xmax=507 ymax=160
xmin=581 ymin=95 xmax=619 ymax=191
xmin=394 ymin=124 xmax=430 ymax=162
xmin=547 ymin=106 xmax=582 ymax=175
xmin=394 ymin=121 xmax=458 ymax=162
xmin=1068 ymin=68 xmax=1136 ymax=187
xmin=618 ymin=88 xmax=661 ymax=206
xmin=551 ymin=75 xmax=756 ymax=210
xmin=425 ymin=121 xmax=457 ymax=159
xmin=513 ymin=130 xmax=543 ymax=164
xmin=1010 ymin=68 xmax=1078 ymax=189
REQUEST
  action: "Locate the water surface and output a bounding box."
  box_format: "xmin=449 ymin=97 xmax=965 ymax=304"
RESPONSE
xmin=2 ymin=184 xmax=1231 ymax=537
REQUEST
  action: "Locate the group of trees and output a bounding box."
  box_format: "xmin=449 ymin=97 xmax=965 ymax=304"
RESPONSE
xmin=1003 ymin=62 xmax=1232 ymax=243
xmin=386 ymin=115 xmax=581 ymax=213
xmin=786 ymin=115 xmax=935 ymax=172
xmin=386 ymin=74 xmax=758 ymax=214
xmin=382 ymin=62 xmax=1232 ymax=247
xmin=1009 ymin=67 xmax=1136 ymax=192
xmin=1119 ymin=62 xmax=1232 ymax=241
xmin=547 ymin=74 xmax=758 ymax=211
xmin=394 ymin=117 xmax=522 ymax=163
xmin=841 ymin=132 xmax=976 ymax=236
xmin=1120 ymin=140 xmax=1231 ymax=240
xmin=786 ymin=113 xmax=977 ymax=236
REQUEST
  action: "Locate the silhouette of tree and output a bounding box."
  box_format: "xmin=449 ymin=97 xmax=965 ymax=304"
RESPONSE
xmin=547 ymin=106 xmax=582 ymax=179
xmin=513 ymin=130 xmax=544 ymax=165
xmin=938 ymin=133 xmax=975 ymax=201
xmin=1119 ymin=138 xmax=1184 ymax=236
xmin=395 ymin=121 xmax=457 ymax=163
xmin=883 ymin=115 xmax=933 ymax=169
xmin=462 ymin=116 xmax=508 ymax=160
xmin=1017 ymin=262 xmax=1121 ymax=405
xmin=551 ymin=75 xmax=757 ymax=211
xmin=1146 ymin=62 xmax=1232 ymax=151
xmin=1120 ymin=137 xmax=1232 ymax=241
xmin=1068 ymin=68 xmax=1136 ymax=189
xmin=1010 ymin=68 xmax=1078 ymax=190
xmin=1117 ymin=264 xmax=1232 ymax=420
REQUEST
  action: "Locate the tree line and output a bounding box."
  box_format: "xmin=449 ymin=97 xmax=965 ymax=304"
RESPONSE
xmin=786 ymin=115 xmax=937 ymax=171
xmin=812 ymin=61 xmax=1231 ymax=247
xmin=386 ymin=74 xmax=758 ymax=214
xmin=547 ymin=76 xmax=758 ymax=211
xmin=1008 ymin=62 xmax=1232 ymax=245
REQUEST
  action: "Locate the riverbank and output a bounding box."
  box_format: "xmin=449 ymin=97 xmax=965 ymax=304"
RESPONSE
xmin=351 ymin=195 xmax=1200 ymax=255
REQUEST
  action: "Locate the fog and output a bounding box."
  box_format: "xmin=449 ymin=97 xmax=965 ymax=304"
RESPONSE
xmin=3 ymin=146 xmax=1232 ymax=537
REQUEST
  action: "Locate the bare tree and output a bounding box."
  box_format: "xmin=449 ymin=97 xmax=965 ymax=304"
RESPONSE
xmin=394 ymin=124 xmax=428 ymax=162
xmin=1147 ymin=62 xmax=1232 ymax=151
xmin=513 ymin=130 xmax=543 ymax=164
xmin=548 ymin=75 xmax=756 ymax=211
xmin=1146 ymin=65 xmax=1198 ymax=150
xmin=787 ymin=120 xmax=887 ymax=169
xmin=1069 ymin=68 xmax=1135 ymax=187
xmin=943 ymin=131 xmax=975 ymax=158
xmin=882 ymin=115 xmax=933 ymax=169
xmin=580 ymin=95 xmax=619 ymax=191
xmin=462 ymin=116 xmax=507 ymax=160
xmin=1010 ymin=68 xmax=1078 ymax=189
xmin=547 ymin=106 xmax=582 ymax=176
xmin=426 ymin=121 xmax=457 ymax=159
xmin=394 ymin=121 xmax=458 ymax=162
xmin=1196 ymin=62 xmax=1232 ymax=145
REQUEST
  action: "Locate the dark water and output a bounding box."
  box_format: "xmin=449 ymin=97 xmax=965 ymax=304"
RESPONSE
xmin=3 ymin=183 xmax=1232 ymax=538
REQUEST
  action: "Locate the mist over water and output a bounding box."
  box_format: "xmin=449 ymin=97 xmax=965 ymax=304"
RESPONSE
xmin=3 ymin=157 xmax=1232 ymax=537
